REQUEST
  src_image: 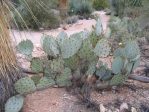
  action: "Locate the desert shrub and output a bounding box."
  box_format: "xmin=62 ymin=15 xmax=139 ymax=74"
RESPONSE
xmin=92 ymin=0 xmax=109 ymax=10
xmin=12 ymin=0 xmax=60 ymax=30
xmin=69 ymin=0 xmax=93 ymax=18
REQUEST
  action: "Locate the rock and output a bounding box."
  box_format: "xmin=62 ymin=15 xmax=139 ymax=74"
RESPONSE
xmin=120 ymin=103 xmax=129 ymax=112
xmin=100 ymin=104 xmax=106 ymax=112
xmin=131 ymin=107 xmax=137 ymax=112
xmin=107 ymin=109 xmax=112 ymax=112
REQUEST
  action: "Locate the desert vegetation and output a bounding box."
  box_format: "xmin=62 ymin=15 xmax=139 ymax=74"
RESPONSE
xmin=0 ymin=0 xmax=149 ymax=112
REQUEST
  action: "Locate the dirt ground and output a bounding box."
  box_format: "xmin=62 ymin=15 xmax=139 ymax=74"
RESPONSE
xmin=12 ymin=11 xmax=149 ymax=112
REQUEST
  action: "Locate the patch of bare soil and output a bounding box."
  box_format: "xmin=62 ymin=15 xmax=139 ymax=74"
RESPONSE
xmin=23 ymin=80 xmax=149 ymax=112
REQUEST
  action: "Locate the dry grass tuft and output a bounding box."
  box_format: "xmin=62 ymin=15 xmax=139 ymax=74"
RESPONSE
xmin=0 ymin=1 xmax=22 ymax=111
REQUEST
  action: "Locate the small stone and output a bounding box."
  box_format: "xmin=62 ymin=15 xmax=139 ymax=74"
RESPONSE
xmin=120 ymin=103 xmax=129 ymax=112
xmin=100 ymin=104 xmax=106 ymax=112
xmin=107 ymin=109 xmax=112 ymax=112
xmin=114 ymin=108 xmax=120 ymax=112
xmin=131 ymin=107 xmax=137 ymax=112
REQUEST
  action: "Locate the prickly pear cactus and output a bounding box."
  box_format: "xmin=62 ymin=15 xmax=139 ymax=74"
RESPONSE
xmin=31 ymin=58 xmax=43 ymax=73
xmin=110 ymin=74 xmax=126 ymax=86
xmin=37 ymin=77 xmax=55 ymax=89
xmin=59 ymin=33 xmax=83 ymax=59
xmin=31 ymin=75 xmax=41 ymax=85
xmin=5 ymin=95 xmax=24 ymax=112
xmin=57 ymin=31 xmax=68 ymax=44
xmin=56 ymin=68 xmax=72 ymax=87
xmin=78 ymin=39 xmax=94 ymax=61
xmin=94 ymin=39 xmax=111 ymax=57
xmin=112 ymin=56 xmax=124 ymax=74
xmin=50 ymin=58 xmax=64 ymax=73
xmin=17 ymin=39 xmax=33 ymax=56
xmin=114 ymin=48 xmax=126 ymax=57
xmin=96 ymin=18 xmax=103 ymax=36
xmin=124 ymin=40 xmax=140 ymax=60
xmin=105 ymin=27 xmax=112 ymax=38
xmin=64 ymin=55 xmax=79 ymax=70
xmin=41 ymin=35 xmax=60 ymax=57
xmin=14 ymin=77 xmax=36 ymax=94
xmin=86 ymin=62 xmax=96 ymax=75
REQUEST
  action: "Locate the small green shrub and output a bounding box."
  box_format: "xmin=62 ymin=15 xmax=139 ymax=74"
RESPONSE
xmin=93 ymin=0 xmax=109 ymax=10
xmin=12 ymin=0 xmax=60 ymax=30
xmin=69 ymin=0 xmax=93 ymax=18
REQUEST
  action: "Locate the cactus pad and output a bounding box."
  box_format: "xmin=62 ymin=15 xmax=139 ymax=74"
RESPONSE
xmin=31 ymin=58 xmax=43 ymax=73
xmin=59 ymin=33 xmax=83 ymax=59
xmin=95 ymin=18 xmax=103 ymax=36
xmin=78 ymin=39 xmax=94 ymax=61
xmin=112 ymin=57 xmax=124 ymax=74
xmin=56 ymin=68 xmax=72 ymax=87
xmin=5 ymin=95 xmax=24 ymax=112
xmin=17 ymin=39 xmax=33 ymax=56
xmin=94 ymin=39 xmax=111 ymax=57
xmin=37 ymin=77 xmax=55 ymax=89
xmin=64 ymin=55 xmax=79 ymax=70
xmin=50 ymin=58 xmax=64 ymax=73
xmin=124 ymin=40 xmax=140 ymax=60
xmin=110 ymin=74 xmax=126 ymax=86
xmin=14 ymin=77 xmax=36 ymax=94
xmin=41 ymin=35 xmax=59 ymax=57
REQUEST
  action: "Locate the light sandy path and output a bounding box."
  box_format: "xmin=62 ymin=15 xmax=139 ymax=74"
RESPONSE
xmin=11 ymin=11 xmax=110 ymax=46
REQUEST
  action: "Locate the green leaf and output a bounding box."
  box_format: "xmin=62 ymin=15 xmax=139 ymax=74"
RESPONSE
xmin=17 ymin=39 xmax=33 ymax=56
xmin=5 ymin=95 xmax=24 ymax=112
xmin=15 ymin=77 xmax=36 ymax=94
xmin=31 ymin=58 xmax=43 ymax=73
xmin=112 ymin=57 xmax=124 ymax=74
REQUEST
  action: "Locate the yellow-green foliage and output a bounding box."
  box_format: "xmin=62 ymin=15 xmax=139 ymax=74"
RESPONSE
xmin=93 ymin=0 xmax=109 ymax=10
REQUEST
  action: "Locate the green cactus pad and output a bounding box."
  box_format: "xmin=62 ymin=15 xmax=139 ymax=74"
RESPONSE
xmin=110 ymin=74 xmax=126 ymax=86
xmin=41 ymin=35 xmax=59 ymax=57
xmin=37 ymin=77 xmax=55 ymax=89
xmin=56 ymin=68 xmax=72 ymax=87
xmin=17 ymin=39 xmax=33 ymax=56
xmin=14 ymin=77 xmax=36 ymax=94
xmin=96 ymin=18 xmax=103 ymax=36
xmin=50 ymin=58 xmax=64 ymax=73
xmin=31 ymin=58 xmax=43 ymax=73
xmin=57 ymin=31 xmax=68 ymax=44
xmin=125 ymin=40 xmax=140 ymax=60
xmin=89 ymin=32 xmax=100 ymax=48
xmin=5 ymin=95 xmax=24 ymax=112
xmin=112 ymin=57 xmax=124 ymax=74
xmin=31 ymin=75 xmax=41 ymax=85
xmin=78 ymin=39 xmax=94 ymax=61
xmin=94 ymin=39 xmax=111 ymax=57
xmin=105 ymin=27 xmax=111 ymax=38
xmin=59 ymin=33 xmax=83 ymax=59
xmin=64 ymin=55 xmax=79 ymax=70
xmin=86 ymin=62 xmax=96 ymax=75
xmin=114 ymin=48 xmax=126 ymax=57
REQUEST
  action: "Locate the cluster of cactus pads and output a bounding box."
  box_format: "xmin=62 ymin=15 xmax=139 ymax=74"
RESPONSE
xmin=5 ymin=18 xmax=140 ymax=112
